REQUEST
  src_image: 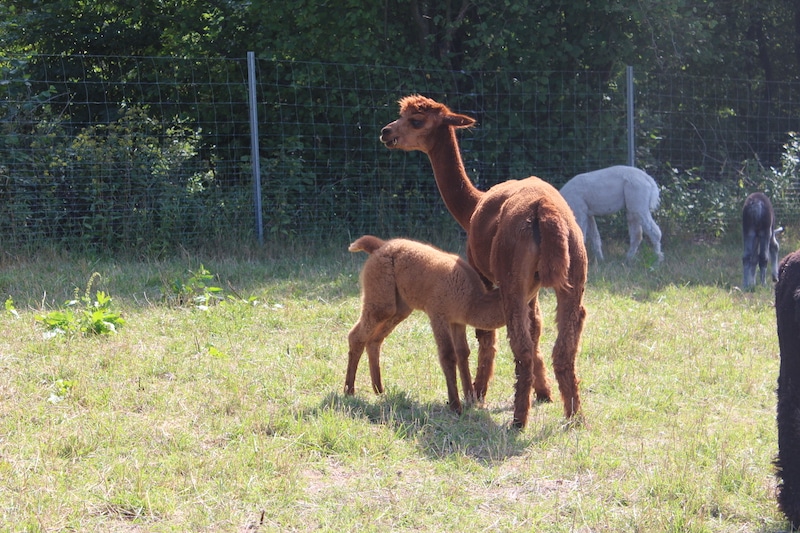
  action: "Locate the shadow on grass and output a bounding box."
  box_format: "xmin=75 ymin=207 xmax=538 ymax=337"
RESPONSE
xmin=305 ymin=389 xmax=576 ymax=464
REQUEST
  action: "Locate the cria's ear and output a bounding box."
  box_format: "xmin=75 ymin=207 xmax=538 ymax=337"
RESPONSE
xmin=444 ymin=113 xmax=476 ymax=128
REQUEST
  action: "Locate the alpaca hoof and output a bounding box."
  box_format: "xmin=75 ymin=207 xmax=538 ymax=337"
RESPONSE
xmin=563 ymin=411 xmax=586 ymax=429
xmin=344 ymin=385 xmax=355 ymax=395
xmin=535 ymin=392 xmax=552 ymax=404
xmin=449 ymin=401 xmax=463 ymax=415
xmin=510 ymin=417 xmax=526 ymax=430
xmin=472 ymin=382 xmax=489 ymax=400
xmin=464 ymin=393 xmax=485 ymax=408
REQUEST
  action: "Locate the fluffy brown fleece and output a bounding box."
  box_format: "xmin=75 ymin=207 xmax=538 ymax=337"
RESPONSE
xmin=344 ymin=235 xmax=505 ymax=414
xmin=380 ymin=94 xmax=588 ymax=427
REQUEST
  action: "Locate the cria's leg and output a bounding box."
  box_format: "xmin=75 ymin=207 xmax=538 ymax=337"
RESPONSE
xmin=365 ymin=304 xmax=411 ymax=394
xmin=344 ymin=324 xmax=368 ymax=395
xmin=344 ymin=299 xmax=410 ymax=396
xmin=450 ymin=323 xmax=476 ymax=404
xmin=430 ymin=317 xmax=462 ymax=414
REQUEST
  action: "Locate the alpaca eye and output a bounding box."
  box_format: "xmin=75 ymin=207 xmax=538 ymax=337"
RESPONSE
xmin=410 ymin=119 xmax=424 ymax=128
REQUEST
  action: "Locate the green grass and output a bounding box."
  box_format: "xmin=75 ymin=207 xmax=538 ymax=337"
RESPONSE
xmin=0 ymin=235 xmax=794 ymax=532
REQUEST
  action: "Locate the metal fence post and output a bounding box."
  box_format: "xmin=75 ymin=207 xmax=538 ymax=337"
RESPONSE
xmin=247 ymin=51 xmax=264 ymax=245
xmin=627 ymin=65 xmax=635 ymax=168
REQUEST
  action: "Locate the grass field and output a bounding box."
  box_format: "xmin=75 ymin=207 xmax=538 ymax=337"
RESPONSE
xmin=0 ymin=234 xmax=795 ymax=532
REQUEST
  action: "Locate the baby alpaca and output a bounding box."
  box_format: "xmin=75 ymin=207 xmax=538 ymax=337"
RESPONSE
xmin=344 ymin=235 xmax=505 ymax=414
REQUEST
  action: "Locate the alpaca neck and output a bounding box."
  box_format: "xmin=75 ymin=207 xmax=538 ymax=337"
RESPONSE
xmin=428 ymin=128 xmax=483 ymax=231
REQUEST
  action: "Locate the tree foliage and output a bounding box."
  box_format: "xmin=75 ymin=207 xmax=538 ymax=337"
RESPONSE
xmin=1 ymin=1 xmax=799 ymax=249
xmin=7 ymin=1 xmax=797 ymax=82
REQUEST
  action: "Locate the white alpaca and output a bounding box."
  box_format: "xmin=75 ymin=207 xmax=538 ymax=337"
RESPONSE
xmin=560 ymin=165 xmax=664 ymax=262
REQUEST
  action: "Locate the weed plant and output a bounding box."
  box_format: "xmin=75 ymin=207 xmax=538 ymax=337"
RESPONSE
xmin=34 ymin=273 xmax=125 ymax=337
xmin=0 ymin=235 xmax=795 ymax=531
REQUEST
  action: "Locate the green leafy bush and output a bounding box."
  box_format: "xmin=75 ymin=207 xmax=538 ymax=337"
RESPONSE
xmin=35 ymin=273 xmax=125 ymax=336
xmin=658 ymin=134 xmax=800 ymax=238
xmin=658 ymin=167 xmax=739 ymax=238
xmin=48 ymin=107 xmax=212 ymax=250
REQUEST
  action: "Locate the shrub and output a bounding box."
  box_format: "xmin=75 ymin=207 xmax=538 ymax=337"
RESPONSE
xmin=35 ymin=273 xmax=125 ymax=337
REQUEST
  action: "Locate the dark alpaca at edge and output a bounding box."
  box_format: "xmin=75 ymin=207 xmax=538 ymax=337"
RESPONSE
xmin=742 ymin=192 xmax=782 ymax=289
xmin=775 ymin=248 xmax=800 ymax=527
xmin=380 ymin=94 xmax=588 ymax=428
xmin=344 ymin=235 xmax=506 ymax=415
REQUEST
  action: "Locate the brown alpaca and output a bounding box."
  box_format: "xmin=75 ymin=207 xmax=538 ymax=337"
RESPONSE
xmin=344 ymin=235 xmax=506 ymax=415
xmin=380 ymin=95 xmax=588 ymax=428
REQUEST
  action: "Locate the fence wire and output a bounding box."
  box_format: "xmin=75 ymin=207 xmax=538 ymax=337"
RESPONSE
xmin=1 ymin=55 xmax=798 ymax=253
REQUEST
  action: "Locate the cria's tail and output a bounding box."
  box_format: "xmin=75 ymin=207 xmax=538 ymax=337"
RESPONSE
xmin=535 ymin=199 xmax=572 ymax=291
xmin=348 ymin=235 xmax=386 ymax=254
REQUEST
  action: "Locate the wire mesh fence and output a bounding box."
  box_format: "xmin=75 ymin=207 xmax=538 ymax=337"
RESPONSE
xmin=1 ymin=54 xmax=798 ymax=253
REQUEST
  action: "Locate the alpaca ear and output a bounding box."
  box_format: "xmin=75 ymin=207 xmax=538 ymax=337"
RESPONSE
xmin=444 ymin=113 xmax=476 ymax=128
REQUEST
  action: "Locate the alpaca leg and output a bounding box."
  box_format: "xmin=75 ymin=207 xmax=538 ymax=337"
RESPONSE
xmin=366 ymin=305 xmax=412 ymax=394
xmin=344 ymin=322 xmax=368 ymax=395
xmin=552 ymin=285 xmax=587 ymax=418
xmin=472 ymin=328 xmax=496 ymax=402
xmin=642 ymin=213 xmax=664 ymax=262
xmin=345 ymin=294 xmax=410 ymax=395
xmin=502 ymin=291 xmax=549 ymax=429
xmin=586 ymin=216 xmax=604 ymax=262
xmin=757 ymin=234 xmax=770 ymax=285
xmin=742 ymin=233 xmax=758 ymax=288
xmin=625 ymin=211 xmax=644 ymax=260
xmin=572 ymin=211 xmax=600 ymax=261
xmin=527 ymin=293 xmax=552 ymax=402
xmin=505 ymin=307 xmax=535 ymax=429
xmin=346 ymin=316 xmax=390 ymax=395
xmin=450 ymin=323 xmax=476 ymax=404
xmin=430 ymin=317 xmax=462 ymax=414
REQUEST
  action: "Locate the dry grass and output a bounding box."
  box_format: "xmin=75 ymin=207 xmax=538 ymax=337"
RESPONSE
xmin=0 ymin=235 xmax=794 ymax=531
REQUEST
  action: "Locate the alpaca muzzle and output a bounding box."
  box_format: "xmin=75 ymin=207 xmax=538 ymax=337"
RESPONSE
xmin=379 ymin=126 xmax=399 ymax=147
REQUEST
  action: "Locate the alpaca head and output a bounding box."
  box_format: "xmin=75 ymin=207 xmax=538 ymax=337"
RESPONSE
xmin=380 ymin=94 xmax=475 ymax=154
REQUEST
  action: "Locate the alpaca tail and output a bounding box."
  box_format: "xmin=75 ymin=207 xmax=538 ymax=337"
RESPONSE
xmin=647 ymin=174 xmax=661 ymax=211
xmin=348 ymin=235 xmax=386 ymax=254
xmin=535 ymin=199 xmax=573 ymax=291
